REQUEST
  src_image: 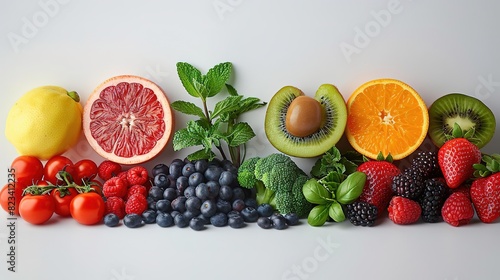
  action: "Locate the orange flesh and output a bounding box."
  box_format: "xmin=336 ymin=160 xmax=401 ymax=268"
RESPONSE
xmin=285 ymin=96 xmax=323 ymax=137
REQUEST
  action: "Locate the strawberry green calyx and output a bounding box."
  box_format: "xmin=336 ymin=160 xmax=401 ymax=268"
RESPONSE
xmin=473 ymin=154 xmax=500 ymax=178
xmin=447 ymin=122 xmax=477 ymax=143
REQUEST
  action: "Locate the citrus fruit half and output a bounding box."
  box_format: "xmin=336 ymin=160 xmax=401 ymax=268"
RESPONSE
xmin=83 ymin=75 xmax=174 ymax=165
xmin=5 ymin=86 xmax=83 ymax=160
xmin=345 ymin=78 xmax=429 ymax=160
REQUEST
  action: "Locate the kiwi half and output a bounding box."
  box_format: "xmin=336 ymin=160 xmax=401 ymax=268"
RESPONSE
xmin=264 ymin=84 xmax=347 ymax=157
xmin=428 ymin=93 xmax=496 ymax=148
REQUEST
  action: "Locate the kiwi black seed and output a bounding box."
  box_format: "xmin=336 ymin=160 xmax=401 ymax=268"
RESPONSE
xmin=428 ymin=93 xmax=496 ymax=148
xmin=264 ymin=84 xmax=347 ymax=158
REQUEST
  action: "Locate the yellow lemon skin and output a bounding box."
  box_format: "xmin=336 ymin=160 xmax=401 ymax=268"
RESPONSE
xmin=5 ymin=86 xmax=83 ymax=160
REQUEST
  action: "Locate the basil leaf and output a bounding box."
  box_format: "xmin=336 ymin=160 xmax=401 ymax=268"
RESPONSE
xmin=172 ymin=128 xmax=202 ymax=151
xmin=302 ymin=178 xmax=332 ymax=204
xmin=205 ymin=62 xmax=232 ymax=97
xmin=171 ymin=100 xmax=205 ymax=119
xmin=211 ymin=96 xmax=242 ymax=120
xmin=329 ymin=201 xmax=345 ymax=222
xmin=176 ymin=62 xmax=203 ymax=98
xmin=307 ymin=204 xmax=330 ymax=226
xmin=227 ymin=122 xmax=255 ymax=147
xmin=336 ymin=171 xmax=367 ymax=204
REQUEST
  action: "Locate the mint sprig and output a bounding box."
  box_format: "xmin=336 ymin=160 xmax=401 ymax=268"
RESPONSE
xmin=172 ymin=62 xmax=267 ymax=166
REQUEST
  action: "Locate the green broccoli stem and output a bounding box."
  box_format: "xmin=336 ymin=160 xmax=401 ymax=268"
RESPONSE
xmin=255 ymin=180 xmax=276 ymax=206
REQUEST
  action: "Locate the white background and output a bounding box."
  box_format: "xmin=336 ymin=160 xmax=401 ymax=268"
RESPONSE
xmin=1 ymin=1 xmax=500 ymax=279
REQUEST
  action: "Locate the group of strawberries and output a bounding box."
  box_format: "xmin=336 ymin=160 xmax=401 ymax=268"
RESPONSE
xmin=354 ymin=136 xmax=500 ymax=226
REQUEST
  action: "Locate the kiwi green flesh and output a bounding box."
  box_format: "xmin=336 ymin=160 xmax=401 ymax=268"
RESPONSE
xmin=265 ymin=84 xmax=347 ymax=158
xmin=428 ymin=93 xmax=496 ymax=148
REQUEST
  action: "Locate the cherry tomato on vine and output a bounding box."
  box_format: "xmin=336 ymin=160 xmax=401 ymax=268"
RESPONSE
xmin=44 ymin=155 xmax=76 ymax=185
xmin=10 ymin=156 xmax=44 ymax=185
xmin=73 ymin=159 xmax=98 ymax=185
xmin=51 ymin=187 xmax=79 ymax=217
xmin=0 ymin=181 xmax=27 ymax=216
xmin=19 ymin=194 xmax=55 ymax=225
xmin=70 ymin=192 xmax=105 ymax=225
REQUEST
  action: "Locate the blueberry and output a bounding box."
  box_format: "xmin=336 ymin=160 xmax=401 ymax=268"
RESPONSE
xmin=200 ymin=200 xmax=217 ymax=218
xmin=151 ymin=163 xmax=169 ymax=177
xmin=284 ymin=213 xmax=300 ymax=226
xmin=176 ymin=176 xmax=189 ymax=193
xmin=183 ymin=210 xmax=197 ymax=220
xmin=245 ymin=198 xmax=258 ymax=209
xmin=163 ymin=187 xmax=178 ymax=201
xmin=149 ymin=186 xmax=164 ymax=201
xmin=208 ymin=158 xmax=222 ymax=167
xmin=169 ymin=162 xmax=184 ymax=179
xmin=185 ymin=196 xmax=202 ymax=213
xmin=171 ymin=158 xmax=185 ymax=166
xmin=156 ymin=212 xmax=174 ymax=227
xmin=232 ymin=187 xmax=246 ymax=201
xmin=171 ymin=196 xmax=187 ymax=212
xmin=189 ymin=217 xmax=206 ymax=231
xmin=184 ymin=186 xmax=196 ymax=198
xmin=206 ymin=181 xmax=220 ymax=199
xmin=123 ymin=214 xmax=144 ymax=228
xmin=240 ymin=207 xmax=259 ymax=223
xmin=232 ymin=199 xmax=246 ymax=212
xmin=188 ymin=172 xmax=204 ymax=187
xmin=204 ymin=165 xmax=223 ymax=182
xmin=174 ymin=214 xmax=189 ymax=228
xmin=104 ymin=213 xmax=120 ymax=227
xmin=210 ymin=212 xmax=228 ymax=227
xmin=170 ymin=210 xmax=180 ymax=219
xmin=228 ymin=214 xmax=246 ymax=229
xmin=218 ymin=171 xmax=235 ymax=186
xmin=216 ymin=199 xmax=232 ymax=214
xmin=156 ymin=199 xmax=172 ymax=213
xmin=194 ymin=159 xmax=209 ymax=173
xmin=195 ymin=183 xmax=210 ymax=200
xmin=272 ymin=215 xmax=288 ymax=230
xmin=182 ymin=163 xmax=196 ymax=177
xmin=257 ymin=217 xmax=272 ymax=229
xmin=227 ymin=210 xmax=241 ymax=218
xmin=142 ymin=209 xmax=157 ymax=224
xmin=154 ymin=173 xmax=170 ymax=189
xmin=196 ymin=213 xmax=211 ymax=225
xmin=257 ymin=204 xmax=274 ymax=217
xmin=219 ymin=185 xmax=233 ymax=201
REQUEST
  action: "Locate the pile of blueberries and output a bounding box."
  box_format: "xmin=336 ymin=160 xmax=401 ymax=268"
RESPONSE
xmin=109 ymin=158 xmax=300 ymax=231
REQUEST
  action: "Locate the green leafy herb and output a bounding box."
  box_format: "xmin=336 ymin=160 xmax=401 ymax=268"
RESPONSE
xmin=307 ymin=204 xmax=330 ymax=227
xmin=302 ymin=178 xmax=333 ymax=204
xmin=172 ymin=62 xmax=266 ymax=166
xmin=328 ymin=201 xmax=345 ymax=223
xmin=335 ymin=171 xmax=366 ymax=204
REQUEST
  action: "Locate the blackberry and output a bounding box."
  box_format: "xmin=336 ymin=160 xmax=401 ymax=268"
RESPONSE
xmin=391 ymin=168 xmax=424 ymax=200
xmin=346 ymin=201 xmax=378 ymax=227
xmin=410 ymin=151 xmax=441 ymax=179
xmin=419 ymin=178 xmax=449 ymax=223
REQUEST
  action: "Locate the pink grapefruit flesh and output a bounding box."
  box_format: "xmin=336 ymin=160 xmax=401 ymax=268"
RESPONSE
xmin=83 ymin=75 xmax=174 ymax=165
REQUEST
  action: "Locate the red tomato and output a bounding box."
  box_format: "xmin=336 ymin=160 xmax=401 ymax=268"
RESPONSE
xmin=0 ymin=181 xmax=27 ymax=216
xmin=89 ymin=180 xmax=103 ymax=197
xmin=44 ymin=155 xmax=76 ymax=185
xmin=19 ymin=194 xmax=55 ymax=225
xmin=51 ymin=187 xmax=79 ymax=217
xmin=70 ymin=192 xmax=105 ymax=225
xmin=11 ymin=156 xmax=44 ymax=185
xmin=73 ymin=159 xmax=98 ymax=185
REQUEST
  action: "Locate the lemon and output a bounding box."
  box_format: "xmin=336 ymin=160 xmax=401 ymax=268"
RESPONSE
xmin=5 ymin=86 xmax=83 ymax=160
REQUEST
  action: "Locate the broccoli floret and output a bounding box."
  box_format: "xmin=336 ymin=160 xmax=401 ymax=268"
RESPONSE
xmin=254 ymin=153 xmax=294 ymax=188
xmin=291 ymin=175 xmax=313 ymax=217
xmin=237 ymin=156 xmax=260 ymax=188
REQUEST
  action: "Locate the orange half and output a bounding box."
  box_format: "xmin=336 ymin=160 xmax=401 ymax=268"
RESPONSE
xmin=346 ymin=79 xmax=429 ymax=160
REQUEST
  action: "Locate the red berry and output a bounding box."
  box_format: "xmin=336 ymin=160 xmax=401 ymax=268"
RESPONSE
xmin=442 ymin=192 xmax=474 ymax=226
xmin=125 ymin=193 xmax=148 ymax=215
xmin=470 ymin=173 xmax=500 ymax=223
xmin=126 ymin=185 xmax=147 ymax=200
xmin=126 ymin=166 xmax=149 ymax=186
xmin=117 ymin=171 xmax=130 ymax=188
xmin=105 ymin=196 xmax=126 ymax=219
xmin=438 ymin=138 xmax=481 ymax=188
xmin=387 ymin=196 xmax=421 ymax=225
xmin=450 ymin=183 xmax=471 ymax=201
xmin=102 ymin=177 xmax=128 ymax=199
xmin=97 ymin=160 xmax=122 ymax=181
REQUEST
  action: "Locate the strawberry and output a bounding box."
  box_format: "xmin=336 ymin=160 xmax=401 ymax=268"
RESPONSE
xmin=125 ymin=193 xmax=148 ymax=215
xmin=470 ymin=173 xmax=500 ymax=223
xmin=126 ymin=166 xmax=149 ymax=186
xmin=387 ymin=196 xmax=421 ymax=225
xmin=441 ymin=192 xmax=474 ymax=226
xmin=438 ymin=138 xmax=481 ymax=189
xmin=105 ymin=196 xmax=126 ymax=219
xmin=97 ymin=160 xmax=122 ymax=181
xmin=102 ymin=177 xmax=128 ymax=198
xmin=357 ymin=160 xmax=400 ymax=217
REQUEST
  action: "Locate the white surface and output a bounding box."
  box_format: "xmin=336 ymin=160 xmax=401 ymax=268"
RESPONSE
xmin=1 ymin=1 xmax=500 ymax=279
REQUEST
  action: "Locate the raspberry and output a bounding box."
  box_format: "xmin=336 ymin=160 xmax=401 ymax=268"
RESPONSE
xmin=126 ymin=185 xmax=147 ymax=200
xmin=102 ymin=177 xmax=128 ymax=198
xmin=450 ymin=183 xmax=471 ymax=201
xmin=419 ymin=178 xmax=449 ymax=223
xmin=388 ymin=196 xmax=421 ymax=225
xmin=346 ymin=201 xmax=378 ymax=227
xmin=105 ymin=196 xmax=126 ymax=219
xmin=117 ymin=171 xmax=130 ymax=188
xmin=442 ymin=192 xmax=474 ymax=227
xmin=125 ymin=193 xmax=148 ymax=215
xmin=98 ymin=160 xmax=122 ymax=181
xmin=126 ymin=166 xmax=149 ymax=186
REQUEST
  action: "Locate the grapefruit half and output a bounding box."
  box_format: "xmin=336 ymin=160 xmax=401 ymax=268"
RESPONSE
xmin=83 ymin=75 xmax=174 ymax=165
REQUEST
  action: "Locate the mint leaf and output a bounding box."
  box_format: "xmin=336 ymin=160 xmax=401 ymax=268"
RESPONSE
xmin=172 ymin=128 xmax=202 ymax=151
xmin=205 ymin=62 xmax=232 ymax=97
xmin=176 ymin=62 xmax=203 ymax=98
xmin=211 ymin=96 xmax=243 ymax=120
xmin=225 ymin=83 xmax=238 ymax=96
xmin=187 ymin=149 xmax=217 ymax=161
xmin=186 ymin=120 xmax=207 ymax=139
xmin=227 ymin=122 xmax=255 ymax=147
xmin=236 ymin=97 xmax=267 ymax=115
xmin=171 ymin=100 xmax=205 ymax=119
